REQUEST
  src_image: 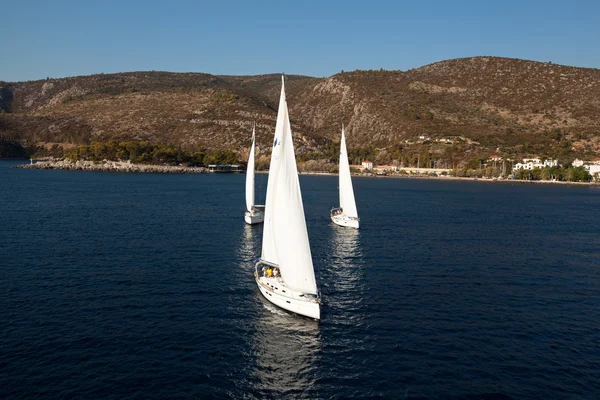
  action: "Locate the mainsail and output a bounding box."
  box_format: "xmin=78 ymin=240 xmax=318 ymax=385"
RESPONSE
xmin=245 ymin=127 xmax=256 ymax=212
xmin=261 ymin=76 xmax=317 ymax=295
xmin=339 ymin=126 xmax=358 ymax=218
xmin=261 ymin=78 xmax=286 ymax=266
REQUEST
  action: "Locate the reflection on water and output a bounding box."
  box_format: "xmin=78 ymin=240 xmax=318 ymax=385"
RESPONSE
xmin=330 ymin=227 xmax=361 ymax=270
xmin=250 ymin=298 xmax=321 ymax=398
xmin=314 ymin=226 xmax=377 ymax=396
xmin=237 ymin=224 xmax=261 ymax=267
xmin=327 ymin=227 xmax=365 ymax=316
xmin=237 ymin=221 xmax=322 ymax=398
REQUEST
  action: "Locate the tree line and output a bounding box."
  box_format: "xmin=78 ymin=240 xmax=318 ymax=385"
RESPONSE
xmin=62 ymin=141 xmax=241 ymax=167
xmin=512 ymin=166 xmax=592 ymax=182
xmin=14 ymin=137 xmax=598 ymax=182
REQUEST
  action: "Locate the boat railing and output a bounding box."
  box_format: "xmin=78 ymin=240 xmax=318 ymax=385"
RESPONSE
xmin=255 ymin=259 xmax=278 ymax=269
xmin=255 ymin=260 xmax=320 ymax=304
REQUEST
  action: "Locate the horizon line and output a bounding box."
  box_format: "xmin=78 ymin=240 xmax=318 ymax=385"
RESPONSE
xmin=3 ymin=55 xmax=600 ymax=84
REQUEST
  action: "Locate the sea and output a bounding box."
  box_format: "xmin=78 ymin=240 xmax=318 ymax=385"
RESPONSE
xmin=1 ymin=160 xmax=599 ymax=399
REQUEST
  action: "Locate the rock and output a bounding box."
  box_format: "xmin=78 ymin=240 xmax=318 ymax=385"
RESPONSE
xmin=14 ymin=160 xmax=206 ymax=174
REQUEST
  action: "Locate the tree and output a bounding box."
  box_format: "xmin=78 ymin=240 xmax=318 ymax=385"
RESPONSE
xmin=548 ymin=128 xmax=562 ymax=141
xmin=565 ymin=166 xmax=592 ymax=182
xmin=540 ymin=167 xmax=552 ymax=180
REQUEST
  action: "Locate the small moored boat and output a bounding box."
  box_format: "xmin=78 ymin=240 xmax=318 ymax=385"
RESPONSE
xmin=244 ymin=124 xmax=265 ymax=224
xmin=331 ymin=125 xmax=359 ymax=229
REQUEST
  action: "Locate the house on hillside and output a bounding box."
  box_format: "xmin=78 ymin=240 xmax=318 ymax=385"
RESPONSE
xmin=361 ymin=160 xmax=374 ymax=170
xmin=373 ymin=164 xmax=398 ymax=173
xmin=571 ymin=159 xmax=598 ymax=168
xmin=573 ymin=159 xmax=600 ymax=177
xmin=513 ymin=158 xmax=558 ymax=171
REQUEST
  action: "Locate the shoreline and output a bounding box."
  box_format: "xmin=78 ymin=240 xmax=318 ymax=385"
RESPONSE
xmin=296 ymin=170 xmax=599 ymax=186
xmin=14 ymin=160 xmax=206 ymax=174
xmin=10 ymin=160 xmax=599 ymax=186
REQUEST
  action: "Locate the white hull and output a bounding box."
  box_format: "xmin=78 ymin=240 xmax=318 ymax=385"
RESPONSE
xmin=245 ymin=206 xmax=265 ymax=225
xmin=331 ymin=211 xmax=359 ymax=229
xmin=255 ymin=274 xmax=320 ymax=320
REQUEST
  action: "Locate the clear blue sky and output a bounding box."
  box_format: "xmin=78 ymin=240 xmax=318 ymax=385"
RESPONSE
xmin=3 ymin=0 xmax=599 ymax=82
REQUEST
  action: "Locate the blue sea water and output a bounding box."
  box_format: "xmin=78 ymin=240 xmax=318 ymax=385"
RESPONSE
xmin=1 ymin=160 xmax=599 ymax=399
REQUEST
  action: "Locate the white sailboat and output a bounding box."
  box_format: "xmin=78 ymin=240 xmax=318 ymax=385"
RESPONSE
xmin=254 ymin=76 xmax=320 ymax=320
xmin=331 ymin=125 xmax=360 ymax=229
xmin=245 ymin=125 xmax=265 ymax=225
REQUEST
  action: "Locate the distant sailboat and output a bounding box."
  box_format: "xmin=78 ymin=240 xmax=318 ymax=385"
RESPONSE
xmin=331 ymin=125 xmax=359 ymax=229
xmin=244 ymin=125 xmax=265 ymax=224
xmin=254 ymin=76 xmax=320 ymax=320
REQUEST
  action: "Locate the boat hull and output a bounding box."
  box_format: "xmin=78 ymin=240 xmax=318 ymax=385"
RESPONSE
xmin=255 ymin=275 xmax=320 ymax=320
xmin=331 ymin=212 xmax=359 ymax=229
xmin=245 ymin=206 xmax=265 ymax=225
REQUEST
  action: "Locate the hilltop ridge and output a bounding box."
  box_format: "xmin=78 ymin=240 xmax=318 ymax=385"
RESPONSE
xmin=1 ymin=57 xmax=599 ymax=167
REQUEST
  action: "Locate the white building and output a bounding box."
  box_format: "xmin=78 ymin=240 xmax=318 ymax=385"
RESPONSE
xmin=589 ymin=165 xmax=600 ymax=176
xmin=513 ymin=158 xmax=558 ymax=171
xmin=573 ymin=159 xmax=600 ymax=177
xmin=488 ymin=155 xmax=503 ymax=162
xmin=362 ymin=160 xmax=374 ymax=169
xmin=373 ymin=164 xmax=398 ymax=173
xmin=513 ymin=161 xmax=540 ymax=170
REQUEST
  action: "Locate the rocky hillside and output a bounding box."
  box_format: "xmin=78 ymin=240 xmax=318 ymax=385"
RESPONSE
xmin=289 ymin=58 xmax=600 ymax=153
xmin=2 ymin=57 xmax=600 ymax=164
xmin=0 ymin=72 xmax=316 ymax=152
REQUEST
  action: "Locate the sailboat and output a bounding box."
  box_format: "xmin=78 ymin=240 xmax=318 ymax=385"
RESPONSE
xmin=245 ymin=124 xmax=265 ymax=224
xmin=330 ymin=125 xmax=360 ymax=229
xmin=254 ymin=76 xmax=321 ymax=320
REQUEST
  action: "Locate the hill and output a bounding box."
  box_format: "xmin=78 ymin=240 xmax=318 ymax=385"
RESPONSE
xmin=2 ymin=57 xmax=599 ymax=167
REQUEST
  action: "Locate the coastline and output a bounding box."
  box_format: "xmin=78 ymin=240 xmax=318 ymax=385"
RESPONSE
xmin=297 ymin=170 xmax=599 ymax=186
xmin=11 ymin=160 xmax=599 ymax=186
xmin=14 ymin=160 xmax=206 ymax=174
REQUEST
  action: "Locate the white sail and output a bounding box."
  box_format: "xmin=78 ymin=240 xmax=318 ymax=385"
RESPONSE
xmin=339 ymin=126 xmax=358 ymax=218
xmin=262 ymin=76 xmax=317 ymax=295
xmin=261 ymin=78 xmax=286 ymax=265
xmin=245 ymin=127 xmax=256 ymax=212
